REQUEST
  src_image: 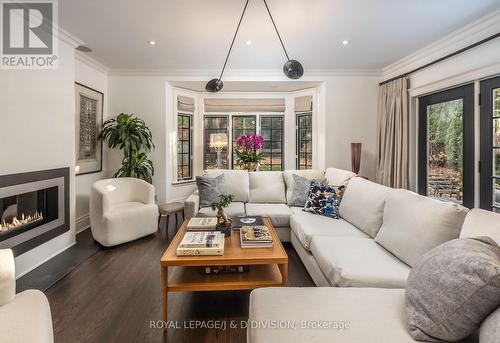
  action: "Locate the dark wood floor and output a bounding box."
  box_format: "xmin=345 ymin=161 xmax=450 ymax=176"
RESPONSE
xmin=45 ymin=219 xmax=314 ymax=343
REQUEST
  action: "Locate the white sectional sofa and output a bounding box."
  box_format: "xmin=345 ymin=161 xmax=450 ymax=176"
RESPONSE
xmin=185 ymin=168 xmax=468 ymax=289
xmin=248 ymin=208 xmax=500 ymax=343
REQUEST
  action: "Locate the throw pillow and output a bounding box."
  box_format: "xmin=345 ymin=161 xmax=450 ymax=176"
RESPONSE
xmin=288 ymin=174 xmax=317 ymax=207
xmin=480 ymin=306 xmax=500 ymax=343
xmin=303 ymin=180 xmax=344 ymax=218
xmin=406 ymin=236 xmax=500 ymax=342
xmin=196 ymin=174 xmax=226 ymax=208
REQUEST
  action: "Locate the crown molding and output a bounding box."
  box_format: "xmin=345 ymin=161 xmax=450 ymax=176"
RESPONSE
xmin=58 ymin=26 xmax=84 ymax=49
xmin=75 ymin=51 xmax=110 ymax=74
xmin=108 ymin=68 xmax=382 ymax=78
xmin=383 ymin=9 xmax=500 ymax=80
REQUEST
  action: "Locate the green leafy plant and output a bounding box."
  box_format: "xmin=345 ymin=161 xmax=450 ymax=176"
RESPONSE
xmin=99 ymin=113 xmax=155 ymax=183
xmin=211 ymin=194 xmax=233 ymax=227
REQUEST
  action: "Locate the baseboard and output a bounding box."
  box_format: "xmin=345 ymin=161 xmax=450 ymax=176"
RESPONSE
xmin=15 ymin=241 xmax=77 ymax=279
xmin=76 ymin=214 xmax=90 ymax=234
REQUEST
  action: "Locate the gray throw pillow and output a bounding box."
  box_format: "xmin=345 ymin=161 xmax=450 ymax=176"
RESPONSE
xmin=287 ymin=174 xmax=313 ymax=207
xmin=406 ymin=236 xmax=500 ymax=342
xmin=196 ymin=174 xmax=226 ymax=208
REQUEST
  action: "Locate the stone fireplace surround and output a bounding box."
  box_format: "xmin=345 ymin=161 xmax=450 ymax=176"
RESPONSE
xmin=0 ymin=168 xmax=69 ymax=256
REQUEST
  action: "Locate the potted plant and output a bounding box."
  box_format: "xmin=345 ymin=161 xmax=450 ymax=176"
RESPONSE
xmin=99 ymin=113 xmax=155 ymax=183
xmin=211 ymin=194 xmax=233 ymax=236
xmin=234 ymin=134 xmax=265 ymax=171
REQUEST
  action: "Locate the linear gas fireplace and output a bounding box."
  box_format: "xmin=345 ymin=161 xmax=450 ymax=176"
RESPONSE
xmin=0 ymin=168 xmax=69 ymax=256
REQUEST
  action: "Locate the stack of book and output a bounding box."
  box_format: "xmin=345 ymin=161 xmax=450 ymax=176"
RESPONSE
xmin=186 ymin=217 xmax=217 ymax=231
xmin=240 ymin=226 xmax=274 ymax=248
xmin=176 ymin=231 xmax=225 ymax=256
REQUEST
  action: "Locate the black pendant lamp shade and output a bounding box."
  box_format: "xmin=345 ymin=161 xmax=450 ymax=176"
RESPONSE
xmin=206 ymin=0 xmax=304 ymax=92
xmin=283 ymin=59 xmax=304 ymax=79
xmin=205 ymin=78 xmax=224 ymax=92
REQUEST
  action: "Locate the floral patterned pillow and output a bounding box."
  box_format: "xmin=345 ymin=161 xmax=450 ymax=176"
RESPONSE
xmin=303 ymin=180 xmax=345 ymax=218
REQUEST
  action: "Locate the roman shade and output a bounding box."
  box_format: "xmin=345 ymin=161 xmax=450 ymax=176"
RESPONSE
xmin=294 ymin=95 xmax=313 ymax=113
xmin=177 ymin=95 xmax=195 ymax=112
xmin=203 ymin=98 xmax=285 ymax=113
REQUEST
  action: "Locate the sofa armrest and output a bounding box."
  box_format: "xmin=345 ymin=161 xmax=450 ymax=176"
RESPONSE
xmin=0 ymin=249 xmax=15 ymax=307
xmin=184 ymin=192 xmax=200 ymax=220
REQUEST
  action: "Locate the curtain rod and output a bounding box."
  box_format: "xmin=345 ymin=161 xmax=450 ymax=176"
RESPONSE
xmin=379 ymin=32 xmax=500 ymax=86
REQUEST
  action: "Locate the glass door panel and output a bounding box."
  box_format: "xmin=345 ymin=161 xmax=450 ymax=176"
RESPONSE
xmin=480 ymin=77 xmax=500 ymax=210
xmin=418 ymin=84 xmax=474 ymax=208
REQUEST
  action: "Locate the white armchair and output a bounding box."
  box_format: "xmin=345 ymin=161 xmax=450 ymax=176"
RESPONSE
xmin=0 ymin=249 xmax=54 ymax=343
xmin=90 ymin=178 xmax=158 ymax=247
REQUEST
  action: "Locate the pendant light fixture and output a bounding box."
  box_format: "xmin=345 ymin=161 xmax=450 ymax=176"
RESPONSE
xmin=206 ymin=0 xmax=304 ymax=92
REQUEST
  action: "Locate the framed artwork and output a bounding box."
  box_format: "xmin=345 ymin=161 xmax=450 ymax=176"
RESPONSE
xmin=75 ymin=82 xmax=103 ymax=175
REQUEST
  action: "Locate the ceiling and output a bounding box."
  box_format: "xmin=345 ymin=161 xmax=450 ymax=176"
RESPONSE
xmin=60 ymin=0 xmax=500 ymax=71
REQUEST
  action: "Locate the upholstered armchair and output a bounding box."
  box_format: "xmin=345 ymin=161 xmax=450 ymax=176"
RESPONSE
xmin=0 ymin=249 xmax=54 ymax=343
xmin=90 ymin=178 xmax=158 ymax=247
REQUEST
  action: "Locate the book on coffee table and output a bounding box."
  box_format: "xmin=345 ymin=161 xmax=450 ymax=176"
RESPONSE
xmin=240 ymin=226 xmax=274 ymax=248
xmin=176 ymin=231 xmax=225 ymax=256
xmin=231 ymin=216 xmax=264 ymax=229
xmin=186 ymin=217 xmax=217 ymax=231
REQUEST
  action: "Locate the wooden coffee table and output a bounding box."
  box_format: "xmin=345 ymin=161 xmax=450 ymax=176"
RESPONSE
xmin=160 ymin=217 xmax=288 ymax=324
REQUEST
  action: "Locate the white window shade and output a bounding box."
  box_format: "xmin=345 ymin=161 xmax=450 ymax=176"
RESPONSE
xmin=294 ymin=95 xmax=313 ymax=113
xmin=178 ymin=95 xmax=195 ymax=112
xmin=204 ymin=98 xmax=285 ymax=113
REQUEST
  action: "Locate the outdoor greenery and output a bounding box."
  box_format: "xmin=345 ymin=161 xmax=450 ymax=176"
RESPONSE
xmin=427 ymin=100 xmax=463 ymax=200
xmin=99 ymin=113 xmax=155 ymax=183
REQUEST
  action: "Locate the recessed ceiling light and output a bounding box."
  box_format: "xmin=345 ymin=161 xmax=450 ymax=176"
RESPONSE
xmin=246 ymin=40 xmax=252 ymax=45
xmin=147 ymin=40 xmax=157 ymax=46
xmin=341 ymin=40 xmax=350 ymax=46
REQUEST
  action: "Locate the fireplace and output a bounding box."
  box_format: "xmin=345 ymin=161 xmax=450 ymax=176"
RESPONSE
xmin=0 ymin=168 xmax=69 ymax=256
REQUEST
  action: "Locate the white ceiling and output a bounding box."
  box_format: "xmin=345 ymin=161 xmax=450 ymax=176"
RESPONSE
xmin=60 ymin=0 xmax=500 ymax=71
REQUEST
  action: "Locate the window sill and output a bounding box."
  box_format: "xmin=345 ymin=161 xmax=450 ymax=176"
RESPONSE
xmin=172 ymin=179 xmax=196 ymax=186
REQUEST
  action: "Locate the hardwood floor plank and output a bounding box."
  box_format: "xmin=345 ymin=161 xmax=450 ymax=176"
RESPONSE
xmin=45 ymin=217 xmax=314 ymax=343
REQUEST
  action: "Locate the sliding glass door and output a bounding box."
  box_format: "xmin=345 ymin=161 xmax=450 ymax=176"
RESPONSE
xmin=480 ymin=76 xmax=500 ymax=211
xmin=418 ymin=84 xmax=475 ymax=208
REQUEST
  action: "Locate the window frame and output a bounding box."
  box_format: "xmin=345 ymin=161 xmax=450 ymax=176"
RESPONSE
xmin=260 ymin=115 xmax=284 ymax=171
xmin=296 ymin=112 xmax=313 ymax=170
xmin=231 ymin=115 xmax=257 ymax=169
xmin=203 ymin=115 xmax=230 ymax=170
xmin=176 ymin=112 xmax=193 ymax=181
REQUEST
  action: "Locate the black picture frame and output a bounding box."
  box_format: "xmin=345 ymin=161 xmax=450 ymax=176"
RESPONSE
xmin=75 ymin=82 xmax=104 ymax=176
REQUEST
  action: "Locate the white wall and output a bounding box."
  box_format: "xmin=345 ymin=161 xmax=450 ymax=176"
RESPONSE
xmin=323 ymin=75 xmax=381 ymax=179
xmin=0 ymin=40 xmax=77 ymax=277
xmin=107 ymin=73 xmax=381 ymax=202
xmin=74 ymin=55 xmax=109 ymax=233
xmin=107 ymin=76 xmax=168 ymax=203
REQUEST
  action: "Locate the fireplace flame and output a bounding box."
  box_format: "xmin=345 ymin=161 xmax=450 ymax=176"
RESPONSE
xmin=0 ymin=211 xmax=44 ymax=232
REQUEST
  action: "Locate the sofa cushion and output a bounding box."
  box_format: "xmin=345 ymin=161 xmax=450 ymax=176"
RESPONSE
xmin=339 ymin=177 xmax=392 ymax=237
xmin=310 ymin=237 xmax=410 ymax=288
xmin=249 ymin=171 xmax=286 ymax=203
xmin=204 ymin=170 xmax=250 ymax=202
xmin=406 ymin=237 xmax=500 ymax=342
xmin=197 ymin=202 xmax=245 ymax=218
xmin=196 ymin=174 xmax=226 ymax=208
xmin=480 ymin=306 xmax=500 ymax=343
xmin=375 ymin=189 xmax=468 ymax=267
xmin=325 ymin=167 xmax=356 ymax=186
xmin=245 ymin=203 xmax=293 ymax=227
xmin=283 ymin=169 xmax=325 ymax=205
xmin=460 ymin=208 xmax=500 ymax=245
xmin=290 ymin=212 xmax=368 ymax=251
xmin=248 ymin=287 xmax=416 ymax=343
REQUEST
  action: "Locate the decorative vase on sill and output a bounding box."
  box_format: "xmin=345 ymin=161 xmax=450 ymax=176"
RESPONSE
xmin=351 ymin=142 xmax=362 ymax=174
xmin=211 ymin=194 xmax=233 ymax=237
xmin=234 ymin=134 xmax=265 ymax=171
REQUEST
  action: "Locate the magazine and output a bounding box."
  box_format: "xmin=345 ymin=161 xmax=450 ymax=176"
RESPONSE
xmin=240 ymin=226 xmax=274 ymax=248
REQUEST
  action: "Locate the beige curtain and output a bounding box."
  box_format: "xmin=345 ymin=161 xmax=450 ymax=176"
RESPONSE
xmin=177 ymin=95 xmax=195 ymax=112
xmin=294 ymin=95 xmax=313 ymax=113
xmin=376 ymin=77 xmax=409 ymax=188
xmin=204 ymin=98 xmax=285 ymax=113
